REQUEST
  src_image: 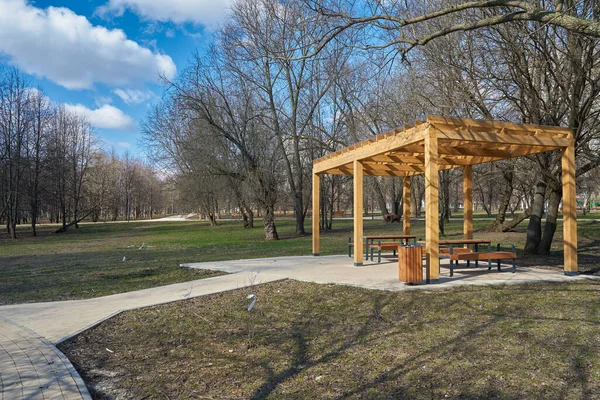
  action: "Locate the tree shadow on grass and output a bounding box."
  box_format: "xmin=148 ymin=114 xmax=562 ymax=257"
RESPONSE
xmin=242 ymin=284 xmax=600 ymax=399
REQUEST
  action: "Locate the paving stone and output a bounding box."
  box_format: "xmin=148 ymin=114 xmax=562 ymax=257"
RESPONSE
xmin=0 ymin=318 xmax=91 ymax=400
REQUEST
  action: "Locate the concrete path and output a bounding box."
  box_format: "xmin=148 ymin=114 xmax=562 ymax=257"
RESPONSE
xmin=1 ymin=254 xmax=598 ymax=399
xmin=182 ymin=255 xmax=600 ymax=292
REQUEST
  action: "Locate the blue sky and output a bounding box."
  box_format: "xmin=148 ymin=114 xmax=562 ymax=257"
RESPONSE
xmin=0 ymin=0 xmax=230 ymax=157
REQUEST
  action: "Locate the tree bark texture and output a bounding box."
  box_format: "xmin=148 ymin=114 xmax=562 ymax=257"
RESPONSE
xmin=524 ymin=182 xmax=547 ymax=254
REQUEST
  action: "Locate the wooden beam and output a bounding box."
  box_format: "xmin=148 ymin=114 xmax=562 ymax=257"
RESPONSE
xmin=463 ymin=165 xmax=473 ymax=240
xmin=368 ymin=154 xmax=425 ymax=164
xmin=313 ymin=125 xmax=428 ymax=174
xmin=403 ymin=176 xmax=411 ymax=235
xmin=363 ymin=163 xmax=425 ymax=173
xmin=425 ymin=129 xmax=440 ymax=281
xmin=441 ymin=145 xmax=516 ymax=158
xmin=353 ymin=160 xmax=364 ymax=266
xmin=434 ymin=126 xmax=572 ymax=148
xmin=312 ymin=173 xmax=320 ymax=256
xmin=427 ymin=115 xmax=573 ymax=137
xmin=561 ymin=142 xmax=578 ymax=274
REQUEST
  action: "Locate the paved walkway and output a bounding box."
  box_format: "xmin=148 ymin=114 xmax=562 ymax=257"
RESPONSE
xmin=0 ymin=317 xmax=90 ymax=400
xmin=1 ymin=255 xmax=598 ymax=399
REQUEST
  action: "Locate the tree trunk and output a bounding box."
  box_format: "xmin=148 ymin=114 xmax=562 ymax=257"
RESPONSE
xmin=247 ymin=208 xmax=254 ymax=228
xmin=490 ymin=167 xmax=514 ymax=231
xmin=524 ymin=182 xmax=547 ymax=254
xmin=294 ymin=192 xmax=305 ymax=235
xmin=373 ymin=181 xmax=389 ymax=219
xmin=539 ymin=187 xmax=562 ymax=255
xmin=263 ymin=205 xmax=279 ymax=240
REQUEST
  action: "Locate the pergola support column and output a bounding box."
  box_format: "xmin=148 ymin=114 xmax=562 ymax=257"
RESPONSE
xmin=354 ymin=160 xmax=364 ymax=266
xmin=403 ymin=176 xmax=411 ymax=235
xmin=312 ymin=172 xmax=320 ymax=256
xmin=425 ymin=130 xmax=440 ymax=281
xmin=562 ymin=142 xmax=578 ymax=275
xmin=463 ymin=165 xmax=473 ymax=240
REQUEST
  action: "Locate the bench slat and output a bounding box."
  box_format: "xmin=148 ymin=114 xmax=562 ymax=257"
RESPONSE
xmin=450 ymin=251 xmax=516 ymax=261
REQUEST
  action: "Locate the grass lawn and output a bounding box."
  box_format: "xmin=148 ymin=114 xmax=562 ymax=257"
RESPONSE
xmin=1 ymin=217 xmax=599 ymax=304
xmin=59 ymin=279 xmax=600 ymax=399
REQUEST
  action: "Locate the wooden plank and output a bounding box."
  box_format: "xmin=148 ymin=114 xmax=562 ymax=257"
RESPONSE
xmin=425 ymin=129 xmax=440 ymax=280
xmin=353 ymin=160 xmax=364 ymax=266
xmin=440 ymin=247 xmax=472 ymax=255
xmin=427 ymin=115 xmax=573 ymax=136
xmin=463 ymin=165 xmax=473 ymax=240
xmin=313 ymin=125 xmax=428 ymax=173
xmin=403 ymin=176 xmax=411 ymax=235
xmin=441 ymin=145 xmax=516 ymax=158
xmin=367 ymin=154 xmax=425 ymax=164
xmin=312 ymin=173 xmax=320 ymax=256
xmin=364 ymin=235 xmax=416 ymax=240
xmin=450 ymin=251 xmax=517 ymax=261
xmin=363 ymin=163 xmax=425 ymax=173
xmin=439 ymin=239 xmax=491 ymax=245
xmin=433 ymin=126 xmax=572 ymax=147
xmin=561 ymin=142 xmax=578 ymax=274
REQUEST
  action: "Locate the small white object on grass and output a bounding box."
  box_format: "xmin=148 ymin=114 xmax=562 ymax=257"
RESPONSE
xmin=139 ymin=242 xmax=145 ymax=249
xmin=122 ymin=256 xmax=126 ymax=262
xmin=246 ymin=294 xmax=255 ymax=299
xmin=106 ymin=348 xmax=114 ymax=353
xmin=248 ymin=298 xmax=257 ymax=311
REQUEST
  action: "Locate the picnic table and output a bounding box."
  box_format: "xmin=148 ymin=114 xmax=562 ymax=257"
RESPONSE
xmin=348 ymin=234 xmax=417 ymax=262
xmin=439 ymin=239 xmax=491 ymax=251
xmin=438 ymin=239 xmax=492 ymax=267
xmin=438 ymin=239 xmax=516 ymax=277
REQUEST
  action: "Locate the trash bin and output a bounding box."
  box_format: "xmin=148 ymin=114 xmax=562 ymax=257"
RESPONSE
xmin=398 ymin=244 xmax=424 ymax=283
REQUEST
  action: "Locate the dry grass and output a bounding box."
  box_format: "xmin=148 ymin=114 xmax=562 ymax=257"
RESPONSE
xmin=60 ymin=279 xmax=600 ymax=399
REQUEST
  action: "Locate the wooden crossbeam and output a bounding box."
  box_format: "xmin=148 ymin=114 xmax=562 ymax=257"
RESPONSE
xmin=433 ymin=126 xmax=572 ymax=148
xmin=427 ymin=115 xmax=573 ymax=137
xmin=313 ymin=125 xmax=428 ymax=173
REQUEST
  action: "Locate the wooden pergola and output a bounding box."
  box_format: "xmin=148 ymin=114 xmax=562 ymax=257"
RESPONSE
xmin=312 ymin=116 xmax=578 ymax=281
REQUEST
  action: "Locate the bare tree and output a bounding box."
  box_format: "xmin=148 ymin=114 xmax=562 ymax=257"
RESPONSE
xmin=0 ymin=69 xmax=30 ymax=238
xmin=306 ymin=1 xmax=600 ymax=59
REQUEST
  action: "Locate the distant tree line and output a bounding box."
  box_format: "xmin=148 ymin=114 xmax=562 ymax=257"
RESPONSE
xmin=0 ymin=68 xmax=167 ymax=238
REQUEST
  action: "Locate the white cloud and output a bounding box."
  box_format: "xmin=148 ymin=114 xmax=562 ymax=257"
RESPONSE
xmin=118 ymin=141 xmax=132 ymax=148
xmin=97 ymin=0 xmax=231 ymax=26
xmin=95 ymin=96 xmax=113 ymax=107
xmin=0 ymin=0 xmax=176 ymax=90
xmin=113 ymin=88 xmax=155 ymax=104
xmin=64 ymin=103 xmax=136 ymax=131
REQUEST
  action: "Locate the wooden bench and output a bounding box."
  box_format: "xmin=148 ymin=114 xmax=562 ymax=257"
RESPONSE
xmin=448 ymin=244 xmax=517 ymax=277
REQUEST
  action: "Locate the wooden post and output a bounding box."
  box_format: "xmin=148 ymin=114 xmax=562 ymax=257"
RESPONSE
xmin=425 ymin=130 xmax=440 ymax=281
xmin=353 ymin=160 xmax=364 ymax=266
xmin=403 ymin=176 xmax=411 ymax=235
xmin=463 ymin=165 xmax=473 ymax=240
xmin=312 ymin=172 xmax=320 ymax=256
xmin=562 ymin=141 xmax=578 ymax=275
